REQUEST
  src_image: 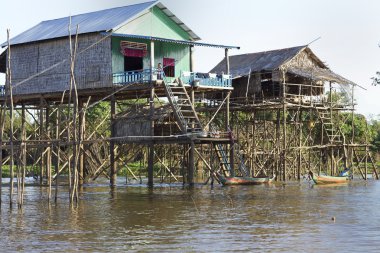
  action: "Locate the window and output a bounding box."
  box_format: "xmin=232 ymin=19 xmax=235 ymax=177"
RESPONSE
xmin=120 ymin=41 xmax=146 ymax=72
xmin=163 ymin=58 xmax=175 ymax=77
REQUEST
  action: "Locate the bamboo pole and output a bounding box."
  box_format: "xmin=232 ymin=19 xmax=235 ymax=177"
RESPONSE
xmin=7 ymin=29 xmax=15 ymax=207
xmin=70 ymin=24 xmax=80 ymax=203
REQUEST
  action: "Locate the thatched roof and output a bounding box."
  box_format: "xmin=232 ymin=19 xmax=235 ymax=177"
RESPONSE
xmin=211 ymin=46 xmax=356 ymax=85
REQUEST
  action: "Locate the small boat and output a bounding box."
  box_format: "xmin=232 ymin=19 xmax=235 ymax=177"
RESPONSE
xmin=308 ymin=171 xmax=349 ymax=185
xmin=219 ymin=175 xmax=275 ymax=186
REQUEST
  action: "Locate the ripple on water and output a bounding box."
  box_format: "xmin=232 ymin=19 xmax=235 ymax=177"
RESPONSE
xmin=0 ymin=180 xmax=380 ymax=252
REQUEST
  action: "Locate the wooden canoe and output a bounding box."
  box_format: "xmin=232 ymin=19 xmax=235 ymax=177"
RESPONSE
xmin=219 ymin=175 xmax=275 ymax=186
xmin=309 ymin=171 xmax=349 ymax=185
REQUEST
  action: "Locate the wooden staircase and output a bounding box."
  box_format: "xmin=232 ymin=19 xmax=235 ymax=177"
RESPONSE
xmin=316 ymin=107 xmax=342 ymax=144
xmin=163 ymin=78 xmax=203 ymax=134
xmin=210 ymin=124 xmax=250 ymax=177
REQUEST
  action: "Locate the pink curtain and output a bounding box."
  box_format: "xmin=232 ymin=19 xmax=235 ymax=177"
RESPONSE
xmin=163 ymin=58 xmax=175 ymax=67
xmin=121 ymin=48 xmax=146 ymax=57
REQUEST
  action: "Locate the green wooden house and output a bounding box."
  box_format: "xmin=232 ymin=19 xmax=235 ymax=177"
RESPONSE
xmin=0 ymin=1 xmax=238 ymax=98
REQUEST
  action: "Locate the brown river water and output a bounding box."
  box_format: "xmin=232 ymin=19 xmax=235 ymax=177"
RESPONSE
xmin=0 ymin=178 xmax=379 ymax=252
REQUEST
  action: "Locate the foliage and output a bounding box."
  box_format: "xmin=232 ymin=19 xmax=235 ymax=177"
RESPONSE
xmin=339 ymin=113 xmax=368 ymax=143
xmin=369 ymin=118 xmax=380 ymax=152
xmin=372 ymin=71 xmax=380 ymax=86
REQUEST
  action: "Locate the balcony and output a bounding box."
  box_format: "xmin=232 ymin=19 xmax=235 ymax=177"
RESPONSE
xmin=112 ymin=69 xmax=232 ymax=89
xmin=181 ymin=71 xmax=232 ymax=88
xmin=113 ymin=69 xmax=153 ymax=85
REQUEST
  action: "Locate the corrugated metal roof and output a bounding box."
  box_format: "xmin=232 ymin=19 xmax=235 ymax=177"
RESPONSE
xmin=210 ymin=46 xmax=307 ymax=77
xmin=106 ymin=32 xmax=239 ymax=49
xmin=2 ymin=1 xmax=201 ymax=47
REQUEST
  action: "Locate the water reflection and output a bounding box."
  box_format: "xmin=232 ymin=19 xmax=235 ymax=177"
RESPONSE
xmin=0 ymin=180 xmax=379 ymax=252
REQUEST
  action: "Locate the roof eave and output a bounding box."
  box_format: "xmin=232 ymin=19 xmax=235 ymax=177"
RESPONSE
xmin=110 ymin=0 xmax=159 ymax=33
xmin=155 ymin=2 xmax=201 ymax=41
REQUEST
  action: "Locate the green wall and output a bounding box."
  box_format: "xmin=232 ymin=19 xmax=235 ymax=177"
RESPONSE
xmin=111 ymin=36 xmax=190 ymax=81
xmin=116 ymin=6 xmax=191 ymax=40
xmin=111 ymin=5 xmax=194 ymax=80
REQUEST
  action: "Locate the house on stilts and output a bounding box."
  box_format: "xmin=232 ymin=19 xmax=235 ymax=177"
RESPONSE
xmin=0 ymin=0 xmax=246 ymax=187
xmin=210 ymin=46 xmax=378 ymax=180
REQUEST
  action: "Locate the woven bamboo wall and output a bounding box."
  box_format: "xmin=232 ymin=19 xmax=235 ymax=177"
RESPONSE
xmin=9 ymin=33 xmax=112 ymax=95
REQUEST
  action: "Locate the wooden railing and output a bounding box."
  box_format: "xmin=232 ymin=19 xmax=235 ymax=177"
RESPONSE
xmin=112 ymin=69 xmax=153 ymax=85
xmin=181 ymin=72 xmax=232 ymax=88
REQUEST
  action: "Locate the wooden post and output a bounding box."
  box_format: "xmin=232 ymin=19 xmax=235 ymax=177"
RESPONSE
xmin=225 ymin=48 xmax=230 ymax=74
xmin=46 ymin=105 xmax=52 ymax=201
xmin=297 ymin=110 xmax=302 ymax=180
xmin=148 ymin=40 xmax=155 ymax=187
xmin=110 ymin=95 xmax=117 ymax=186
xmin=148 ymin=87 xmax=155 ymax=187
xmin=54 ymin=104 xmax=61 ymax=202
xmin=78 ymin=99 xmax=84 ymax=185
xmin=282 ymin=70 xmax=287 ymax=181
xmin=275 ymin=110 xmax=281 ymax=178
xmin=251 ymin=112 xmax=256 ymax=176
xmin=190 ymin=45 xmax=194 ymax=72
xmin=188 ymin=139 xmax=195 ymax=186
xmin=329 ymin=82 xmax=334 ymax=175
xmin=150 ymin=40 xmax=155 ymax=81
xmin=39 ymin=99 xmax=45 ymax=185
xmin=20 ymin=104 xmax=26 ymax=207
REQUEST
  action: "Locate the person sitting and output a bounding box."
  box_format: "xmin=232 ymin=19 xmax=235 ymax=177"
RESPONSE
xmin=157 ymin=63 xmax=163 ymax=80
xmin=339 ymin=167 xmax=350 ymax=177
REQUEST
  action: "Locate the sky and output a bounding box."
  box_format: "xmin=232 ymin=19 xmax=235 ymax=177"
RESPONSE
xmin=1 ymin=0 xmax=380 ymax=118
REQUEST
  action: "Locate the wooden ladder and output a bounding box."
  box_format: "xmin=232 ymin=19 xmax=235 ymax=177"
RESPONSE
xmin=163 ymin=78 xmax=203 ymax=134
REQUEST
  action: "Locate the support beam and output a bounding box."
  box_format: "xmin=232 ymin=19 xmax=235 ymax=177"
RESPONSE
xmin=148 ymin=87 xmax=155 ymax=187
xmin=110 ymin=95 xmax=117 ymax=186
xmin=225 ymin=48 xmax=230 ymax=75
xmin=188 ymin=139 xmax=195 ymax=186
xmin=39 ymin=99 xmax=45 ymax=185
xmin=78 ymin=99 xmax=85 ymax=185
xmin=282 ymin=71 xmax=287 ymax=181
xmin=190 ymin=45 xmax=194 ymax=72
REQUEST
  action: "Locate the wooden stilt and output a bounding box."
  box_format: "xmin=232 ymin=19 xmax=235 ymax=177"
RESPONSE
xmin=110 ymin=95 xmax=117 ymax=186
xmin=148 ymin=87 xmax=155 ymax=187
xmin=188 ymin=139 xmax=195 ymax=186
xmin=46 ymin=105 xmax=52 ymax=201
xmin=39 ymin=99 xmax=45 ymax=185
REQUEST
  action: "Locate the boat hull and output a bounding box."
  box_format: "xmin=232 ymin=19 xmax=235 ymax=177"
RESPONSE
xmin=309 ymin=171 xmax=349 ymax=184
xmin=220 ymin=176 xmax=275 ymax=186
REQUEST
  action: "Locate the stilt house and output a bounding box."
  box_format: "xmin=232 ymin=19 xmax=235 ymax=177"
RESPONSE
xmin=210 ymin=46 xmax=355 ymax=103
xmin=0 ymin=1 xmax=236 ymax=100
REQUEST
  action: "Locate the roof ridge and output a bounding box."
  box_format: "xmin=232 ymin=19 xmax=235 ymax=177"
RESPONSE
xmin=231 ymin=45 xmax=306 ymax=57
xmin=40 ymin=1 xmax=158 ymax=23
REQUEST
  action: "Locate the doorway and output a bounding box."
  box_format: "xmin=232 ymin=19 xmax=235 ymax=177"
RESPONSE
xmin=124 ymin=56 xmax=143 ymax=72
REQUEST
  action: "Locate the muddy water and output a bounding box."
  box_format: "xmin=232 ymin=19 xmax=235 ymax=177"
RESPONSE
xmin=0 ymin=179 xmax=379 ymax=252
